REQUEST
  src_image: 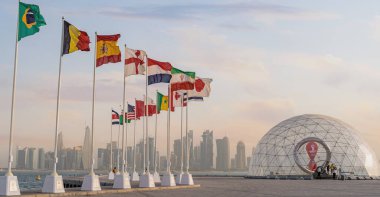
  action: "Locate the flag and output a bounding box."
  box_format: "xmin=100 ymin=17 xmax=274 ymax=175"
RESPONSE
xmin=145 ymin=96 xmax=157 ymax=116
xmin=18 ymin=2 xmax=46 ymax=41
xmin=96 ymin=34 xmax=121 ymax=67
xmin=125 ymin=48 xmax=146 ymax=76
xmin=62 ymin=20 xmax=90 ymax=55
xmin=148 ymin=58 xmax=172 ymax=85
xmin=127 ymin=104 xmax=137 ymax=121
xmin=135 ymin=100 xmax=145 ymax=119
xmin=119 ymin=110 xmax=124 ymax=125
xmin=188 ymin=78 xmax=212 ymax=101
xmin=171 ymin=91 xmax=187 ymax=108
xmin=157 ymin=92 xmax=168 ymax=113
xmin=112 ymin=110 xmax=119 ymax=125
xmin=170 ymin=67 xmax=195 ymax=91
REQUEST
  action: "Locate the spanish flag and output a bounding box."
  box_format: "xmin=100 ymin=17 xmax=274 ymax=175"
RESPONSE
xmin=62 ymin=21 xmax=90 ymax=55
xmin=96 ymin=34 xmax=121 ymax=67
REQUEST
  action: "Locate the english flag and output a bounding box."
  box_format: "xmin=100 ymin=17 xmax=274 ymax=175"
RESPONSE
xmin=125 ymin=48 xmax=146 ymax=77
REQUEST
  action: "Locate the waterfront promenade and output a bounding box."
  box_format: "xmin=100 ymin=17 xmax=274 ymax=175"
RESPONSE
xmin=17 ymin=177 xmax=380 ymax=197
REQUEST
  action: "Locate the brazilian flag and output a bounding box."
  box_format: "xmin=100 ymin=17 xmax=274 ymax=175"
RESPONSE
xmin=18 ymin=2 xmax=46 ymax=41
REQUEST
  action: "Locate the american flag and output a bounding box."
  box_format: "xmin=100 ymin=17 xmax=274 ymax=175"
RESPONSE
xmin=127 ymin=104 xmax=137 ymax=120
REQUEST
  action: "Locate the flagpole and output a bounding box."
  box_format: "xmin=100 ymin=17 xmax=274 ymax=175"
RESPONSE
xmin=89 ymin=32 xmax=97 ymax=176
xmin=145 ymin=55 xmax=150 ymax=174
xmin=125 ymin=101 xmax=129 ymax=173
xmin=167 ymin=87 xmax=171 ymax=174
xmin=117 ymin=105 xmax=121 ymax=172
xmin=110 ymin=108 xmax=113 ymax=171
xmin=154 ymin=90 xmax=158 ymax=174
xmin=142 ymin=105 xmax=145 ymax=173
xmin=180 ymin=93 xmax=184 ymax=173
xmin=6 ymin=0 xmax=21 ymax=177
xmin=121 ymin=63 xmax=126 ymax=174
xmin=185 ymin=98 xmax=189 ymax=173
xmin=133 ymin=99 xmax=137 ymax=174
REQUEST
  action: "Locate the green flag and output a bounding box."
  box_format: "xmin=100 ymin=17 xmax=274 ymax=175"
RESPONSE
xmin=18 ymin=2 xmax=46 ymax=41
xmin=119 ymin=114 xmax=123 ymax=125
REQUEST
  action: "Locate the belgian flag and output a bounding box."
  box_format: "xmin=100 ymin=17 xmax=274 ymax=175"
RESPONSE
xmin=62 ymin=21 xmax=90 ymax=55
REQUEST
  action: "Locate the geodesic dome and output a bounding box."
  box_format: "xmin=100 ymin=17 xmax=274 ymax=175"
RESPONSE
xmin=249 ymin=114 xmax=378 ymax=176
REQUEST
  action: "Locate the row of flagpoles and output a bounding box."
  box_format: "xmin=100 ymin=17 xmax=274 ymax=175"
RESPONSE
xmin=0 ymin=1 xmax=212 ymax=196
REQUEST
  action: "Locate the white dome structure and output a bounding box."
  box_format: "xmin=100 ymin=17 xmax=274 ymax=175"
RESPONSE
xmin=249 ymin=114 xmax=378 ymax=177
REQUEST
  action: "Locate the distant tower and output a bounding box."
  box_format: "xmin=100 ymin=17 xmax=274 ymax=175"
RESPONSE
xmin=216 ymin=137 xmax=230 ymax=171
xmin=82 ymin=126 xmax=92 ymax=170
xmin=236 ymin=141 xmax=246 ymax=170
xmin=173 ymin=139 xmax=181 ymax=170
xmin=188 ymin=130 xmax=194 ymax=169
xmin=26 ymin=148 xmax=38 ymax=169
xmin=201 ymin=130 xmax=213 ymax=170
xmin=16 ymin=147 xmax=27 ymax=169
xmin=57 ymin=132 xmax=64 ymax=170
xmin=38 ymin=148 xmax=45 ymax=170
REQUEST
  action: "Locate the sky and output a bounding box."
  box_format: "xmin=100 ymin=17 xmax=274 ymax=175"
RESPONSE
xmin=1 ymin=0 xmax=380 ymax=168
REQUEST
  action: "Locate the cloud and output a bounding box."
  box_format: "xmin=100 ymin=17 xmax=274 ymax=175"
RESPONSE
xmin=99 ymin=2 xmax=339 ymax=25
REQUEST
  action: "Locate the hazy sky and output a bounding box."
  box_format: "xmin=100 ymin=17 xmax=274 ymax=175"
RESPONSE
xmin=1 ymin=0 xmax=380 ymax=167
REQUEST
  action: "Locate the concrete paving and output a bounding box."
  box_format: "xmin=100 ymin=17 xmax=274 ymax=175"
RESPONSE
xmin=84 ymin=177 xmax=380 ymax=197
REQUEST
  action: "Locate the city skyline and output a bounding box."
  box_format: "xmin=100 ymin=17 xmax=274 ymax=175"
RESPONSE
xmin=2 ymin=0 xmax=380 ymax=168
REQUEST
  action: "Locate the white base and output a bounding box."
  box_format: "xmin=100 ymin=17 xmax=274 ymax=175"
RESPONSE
xmin=180 ymin=173 xmax=194 ymax=185
xmin=108 ymin=171 xmax=114 ymax=180
xmin=0 ymin=175 xmax=20 ymax=196
xmin=42 ymin=175 xmax=65 ymax=193
xmin=162 ymin=173 xmax=176 ymax=187
xmin=131 ymin=171 xmax=139 ymax=182
xmin=175 ymin=172 xmax=183 ymax=185
xmin=139 ymin=173 xmax=155 ymax=188
xmin=81 ymin=174 xmax=101 ymax=191
xmin=113 ymin=173 xmax=131 ymax=189
xmin=153 ymin=171 xmax=161 ymax=183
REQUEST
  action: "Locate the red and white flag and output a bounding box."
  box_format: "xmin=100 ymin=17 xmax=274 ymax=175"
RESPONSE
xmin=145 ymin=96 xmax=157 ymax=116
xmin=171 ymin=91 xmax=187 ymax=108
xmin=188 ymin=78 xmax=212 ymax=99
xmin=125 ymin=48 xmax=146 ymax=77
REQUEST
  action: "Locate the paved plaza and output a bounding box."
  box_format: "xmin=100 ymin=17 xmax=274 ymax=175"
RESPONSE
xmin=83 ymin=177 xmax=380 ymax=197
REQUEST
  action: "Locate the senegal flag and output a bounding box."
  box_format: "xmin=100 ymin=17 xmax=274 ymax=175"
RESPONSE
xmin=96 ymin=34 xmax=121 ymax=67
xmin=18 ymin=2 xmax=46 ymax=41
xmin=157 ymin=92 xmax=168 ymax=113
xmin=62 ymin=21 xmax=90 ymax=55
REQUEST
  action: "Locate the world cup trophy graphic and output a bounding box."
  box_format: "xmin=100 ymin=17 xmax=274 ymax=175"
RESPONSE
xmin=306 ymin=141 xmax=318 ymax=172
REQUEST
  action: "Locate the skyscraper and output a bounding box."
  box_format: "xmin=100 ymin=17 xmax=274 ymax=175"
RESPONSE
xmin=188 ymin=130 xmax=194 ymax=170
xmin=236 ymin=141 xmax=246 ymax=170
xmin=38 ymin=148 xmax=45 ymax=170
xmin=216 ymin=137 xmax=230 ymax=171
xmin=201 ymin=130 xmax=213 ymax=170
xmin=57 ymin=132 xmax=64 ymax=170
xmin=82 ymin=126 xmax=92 ymax=170
xmin=26 ymin=148 xmax=38 ymax=169
xmin=173 ymin=139 xmax=181 ymax=170
xmin=16 ymin=147 xmax=27 ymax=169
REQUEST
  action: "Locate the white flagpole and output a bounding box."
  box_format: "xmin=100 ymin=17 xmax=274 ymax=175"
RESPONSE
xmin=6 ymin=0 xmax=21 ymax=177
xmin=180 ymin=93 xmax=184 ymax=173
xmin=89 ymin=32 xmax=97 ymax=176
xmin=1 ymin=1 xmax=21 ymax=195
xmin=110 ymin=108 xmax=113 ymax=171
xmin=133 ymin=99 xmax=137 ymax=173
xmin=167 ymin=87 xmax=171 ymax=174
xmin=145 ymin=55 xmax=150 ymax=174
xmin=154 ymin=90 xmax=158 ymax=174
xmin=117 ymin=105 xmax=121 ymax=172
xmin=81 ymin=32 xmax=100 ymax=191
xmin=185 ymin=98 xmax=189 ymax=173
xmin=125 ymin=101 xmax=129 ymax=173
xmin=142 ymin=97 xmax=146 ymax=173
xmin=121 ymin=64 xmax=126 ymax=174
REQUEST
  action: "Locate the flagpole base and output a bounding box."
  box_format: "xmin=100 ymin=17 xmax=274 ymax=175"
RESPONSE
xmin=0 ymin=175 xmax=20 ymax=196
xmin=81 ymin=174 xmax=101 ymax=191
xmin=175 ymin=172 xmax=183 ymax=185
xmin=139 ymin=173 xmax=155 ymax=188
xmin=42 ymin=175 xmax=65 ymax=193
xmin=131 ymin=171 xmax=139 ymax=182
xmin=153 ymin=171 xmax=161 ymax=183
xmin=161 ymin=173 xmax=176 ymax=187
xmin=181 ymin=173 xmax=194 ymax=185
xmin=108 ymin=171 xmax=115 ymax=180
xmin=113 ymin=173 xmax=131 ymax=189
